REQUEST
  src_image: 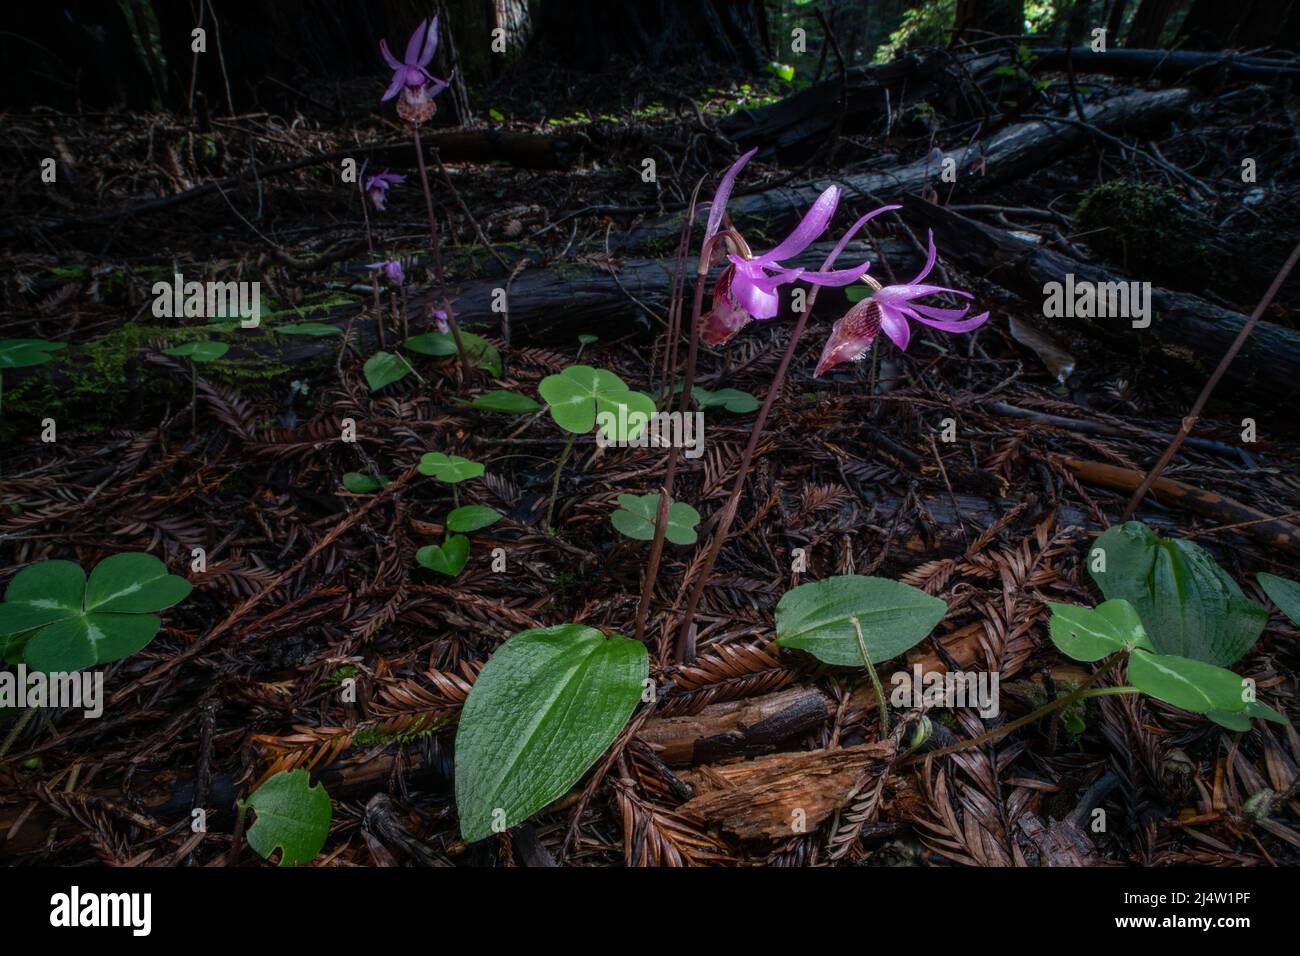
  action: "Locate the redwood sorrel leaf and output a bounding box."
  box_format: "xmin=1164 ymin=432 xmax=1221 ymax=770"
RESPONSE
xmin=162 ymin=340 xmax=228 ymax=363
xmin=538 ymin=365 xmax=654 ymax=441
xmin=418 ymin=452 xmax=483 ymax=483
xmin=0 ymin=554 xmax=191 ymax=673
xmin=1089 ymin=521 xmax=1267 ymax=666
xmin=774 ymin=575 xmax=947 ymax=666
xmin=244 ymin=770 xmax=332 ymax=867
xmin=610 ymin=493 xmax=700 ymax=545
xmin=454 ymin=624 xmax=648 ymax=842
xmin=416 ymin=536 xmax=469 ymax=576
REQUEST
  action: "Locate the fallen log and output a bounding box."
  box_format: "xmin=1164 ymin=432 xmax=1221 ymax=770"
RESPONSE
xmin=623 ymin=87 xmax=1193 ymax=250
xmin=901 ymin=195 xmax=1300 ymax=407
xmin=1030 ymin=47 xmax=1300 ymax=84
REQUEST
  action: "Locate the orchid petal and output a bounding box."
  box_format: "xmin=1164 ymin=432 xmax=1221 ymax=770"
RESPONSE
xmin=799 ymin=257 xmax=873 ymax=287
xmin=730 ymin=271 xmax=781 ymax=319
xmin=380 ymin=38 xmax=402 ymax=70
xmin=404 ymin=19 xmax=428 ymax=65
xmin=704 ymin=147 xmax=758 ymax=243
xmin=879 ymin=307 xmax=911 ymax=351
xmin=910 ymin=303 xmax=975 ymax=322
xmin=910 ymin=309 xmax=989 ymax=333
xmin=759 ymin=185 xmax=839 ymax=262
xmin=381 ymin=72 xmax=405 ymax=102
xmin=907 ymin=230 xmax=938 ymax=284
xmin=878 ymin=283 xmax=972 ymax=303
xmin=418 ymin=17 xmax=440 ymax=67
xmin=819 ymin=204 xmax=901 ymax=270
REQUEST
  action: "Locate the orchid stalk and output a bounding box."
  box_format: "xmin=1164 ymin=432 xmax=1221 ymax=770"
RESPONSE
xmin=379 ymin=18 xmax=471 ymax=387
xmin=672 ymin=190 xmax=987 ymax=662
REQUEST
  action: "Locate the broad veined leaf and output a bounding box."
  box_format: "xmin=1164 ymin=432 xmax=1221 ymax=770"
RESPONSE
xmin=418 ymin=452 xmax=484 ymax=483
xmin=163 ymin=340 xmax=229 ymax=363
xmin=0 ymin=338 xmax=66 ymax=369
xmin=470 ymin=390 xmax=542 ymax=414
xmin=610 ymin=493 xmax=700 ymax=545
xmin=1206 ymin=708 xmax=1252 ymax=732
xmin=274 ymin=322 xmax=341 ymax=337
xmin=446 ymin=505 xmax=503 ymax=533
xmin=454 ymin=624 xmax=648 ymax=842
xmin=1089 ymin=521 xmax=1267 ymax=666
xmin=1243 ymin=700 xmax=1290 ymax=725
xmin=244 ymin=770 xmax=332 ymax=867
xmin=1257 ymin=573 xmax=1300 ymax=627
xmin=407 ymin=331 xmax=502 ymax=377
xmin=0 ymin=554 xmax=191 ymax=673
xmin=363 ymin=350 xmax=412 ymax=391
xmin=416 ymin=536 xmax=469 ymax=576
xmin=1127 ymin=650 xmax=1250 ymax=716
xmin=774 ymin=575 xmax=948 ymax=666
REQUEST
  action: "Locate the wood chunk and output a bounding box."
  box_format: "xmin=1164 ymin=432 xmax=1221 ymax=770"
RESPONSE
xmin=676 ymin=742 xmax=895 ymax=841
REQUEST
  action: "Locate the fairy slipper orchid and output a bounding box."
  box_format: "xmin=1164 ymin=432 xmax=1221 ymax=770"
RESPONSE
xmin=700 ymin=175 xmax=875 ymax=346
xmin=367 ymin=260 xmax=404 ymax=286
xmin=365 ymin=170 xmax=406 ymax=211
xmin=814 ymin=229 xmax=988 ymax=376
xmin=380 ymin=18 xmax=451 ymax=124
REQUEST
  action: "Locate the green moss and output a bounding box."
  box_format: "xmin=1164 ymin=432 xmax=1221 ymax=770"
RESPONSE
xmin=1074 ymin=180 xmax=1213 ymax=282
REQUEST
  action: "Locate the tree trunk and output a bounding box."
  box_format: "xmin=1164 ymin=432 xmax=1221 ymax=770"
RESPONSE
xmin=1105 ymin=0 xmax=1131 ymax=43
xmin=1124 ymin=0 xmax=1178 ymax=47
xmin=1177 ymin=0 xmax=1298 ymax=50
xmin=530 ymin=0 xmax=767 ymax=73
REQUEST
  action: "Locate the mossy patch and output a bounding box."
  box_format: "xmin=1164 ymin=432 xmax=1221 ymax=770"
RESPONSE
xmin=1074 ymin=180 xmax=1213 ymax=284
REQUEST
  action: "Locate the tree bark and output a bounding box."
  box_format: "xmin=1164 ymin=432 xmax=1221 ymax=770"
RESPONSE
xmin=1124 ymin=0 xmax=1179 ymax=47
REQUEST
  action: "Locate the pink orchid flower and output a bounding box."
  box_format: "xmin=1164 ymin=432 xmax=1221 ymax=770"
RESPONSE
xmin=814 ymin=227 xmax=988 ymax=376
xmin=364 ymin=170 xmax=406 ymax=212
xmin=700 ymin=151 xmax=875 ymax=346
xmin=380 ymin=18 xmax=451 ymax=123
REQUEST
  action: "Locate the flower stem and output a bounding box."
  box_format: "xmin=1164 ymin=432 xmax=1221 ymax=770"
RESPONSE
xmin=411 ymin=125 xmax=471 ymax=388
xmin=907 ymin=656 xmax=1122 ymax=761
xmin=190 ymin=360 xmax=197 ymax=434
xmin=851 ymin=615 xmax=889 ymax=738
xmin=546 ymin=432 xmax=577 ymax=533
xmin=673 ymin=285 xmax=823 ymax=663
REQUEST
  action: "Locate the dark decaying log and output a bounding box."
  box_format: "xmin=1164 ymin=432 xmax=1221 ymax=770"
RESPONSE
xmin=625 ymin=87 xmax=1193 ymax=249
xmin=901 ymin=195 xmax=1300 ymax=407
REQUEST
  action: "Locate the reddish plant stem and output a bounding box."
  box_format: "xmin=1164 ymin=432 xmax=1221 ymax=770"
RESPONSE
xmin=673 ymin=284 xmax=823 ymax=663
xmin=411 ymin=124 xmax=472 ymax=388
xmin=1120 ymin=240 xmax=1300 ymax=522
xmin=633 ymin=272 xmax=708 ymax=645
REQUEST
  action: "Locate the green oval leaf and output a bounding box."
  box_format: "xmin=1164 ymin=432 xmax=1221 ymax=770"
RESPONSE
xmin=342 ymin=472 xmax=388 ymax=494
xmin=775 ymin=575 xmax=948 ymax=666
xmin=1090 ymin=522 xmax=1267 ymax=666
xmin=416 ymin=536 xmax=470 ymax=576
xmin=244 ymin=770 xmax=332 ymax=867
xmin=446 ymin=505 xmax=503 ymax=533
xmin=163 ymin=341 xmax=229 ymax=363
xmin=1047 ymin=598 xmax=1152 ymax=662
xmin=275 ymin=322 xmax=341 ymax=337
xmin=610 ymin=493 xmax=700 ymax=545
xmin=0 ymin=338 xmax=66 ymax=369
xmin=470 ymin=390 xmax=542 ymax=415
xmin=454 ymin=624 xmax=648 ymax=842
xmin=418 ymin=452 xmax=484 ymax=483
xmin=1257 ymin=573 xmax=1300 ymax=627
xmin=1127 ymin=650 xmax=1250 ymax=715
xmin=363 ymin=351 xmax=411 ymax=391
xmin=694 ymin=386 xmax=760 ymax=414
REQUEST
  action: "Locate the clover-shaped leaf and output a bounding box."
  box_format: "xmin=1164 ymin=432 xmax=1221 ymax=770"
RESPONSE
xmin=162 ymin=341 xmax=229 ymax=363
xmin=418 ymin=452 xmax=484 ymax=484
xmin=470 ymin=390 xmax=542 ymax=415
xmin=610 ymin=493 xmax=700 ymax=545
xmin=417 ymin=536 xmax=469 ymax=576
xmin=243 ymin=770 xmax=332 ymax=867
xmin=0 ymin=338 xmax=66 ymax=370
xmin=538 ymin=365 xmax=654 ymax=441
xmin=0 ymin=554 xmax=192 ymax=672
xmin=363 ymin=351 xmax=412 ymax=391
xmin=407 ymin=331 xmax=502 ymax=377
xmin=446 ymin=505 xmax=502 ymax=533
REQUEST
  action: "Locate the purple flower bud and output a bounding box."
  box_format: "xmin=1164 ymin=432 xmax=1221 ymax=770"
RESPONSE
xmin=364 ymin=170 xmax=406 ymax=211
xmin=367 ymin=259 xmax=404 ymax=286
